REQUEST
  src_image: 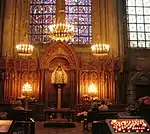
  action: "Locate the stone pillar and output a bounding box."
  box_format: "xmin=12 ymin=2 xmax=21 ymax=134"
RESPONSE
xmin=116 ymin=0 xmax=125 ymax=58
xmin=0 ymin=0 xmax=4 ymax=56
xmin=76 ymin=69 xmax=79 ymax=104
xmin=127 ymin=85 xmax=135 ymax=104
xmin=2 ymin=0 xmax=29 ymax=56
xmin=57 ymin=88 xmax=62 ymax=109
xmin=39 ymin=69 xmax=44 ymax=102
xmin=92 ymin=0 xmax=100 ymax=44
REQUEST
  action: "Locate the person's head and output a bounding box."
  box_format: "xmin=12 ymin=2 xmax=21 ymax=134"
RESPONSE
xmin=16 ymin=100 xmax=22 ymax=106
xmin=93 ymin=100 xmax=96 ymax=103
xmin=101 ymin=100 xmax=105 ymax=105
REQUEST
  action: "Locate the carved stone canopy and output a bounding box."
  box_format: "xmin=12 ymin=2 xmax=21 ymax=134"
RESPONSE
xmin=40 ymin=41 xmax=78 ymax=69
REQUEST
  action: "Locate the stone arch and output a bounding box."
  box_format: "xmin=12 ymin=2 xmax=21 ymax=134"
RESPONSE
xmin=127 ymin=72 xmax=150 ymax=104
xmin=130 ymin=72 xmax=150 ymax=85
xmin=40 ymin=41 xmax=78 ymax=69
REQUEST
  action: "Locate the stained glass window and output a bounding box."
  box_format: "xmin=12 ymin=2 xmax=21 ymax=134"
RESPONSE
xmin=126 ymin=0 xmax=150 ymax=48
xmin=65 ymin=0 xmax=92 ymax=45
xmin=29 ymin=0 xmax=56 ymax=44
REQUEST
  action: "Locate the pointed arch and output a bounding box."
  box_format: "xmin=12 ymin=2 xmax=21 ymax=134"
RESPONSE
xmin=130 ymin=72 xmax=150 ymax=85
xmin=127 ymin=72 xmax=150 ymax=104
xmin=40 ymin=41 xmax=78 ymax=69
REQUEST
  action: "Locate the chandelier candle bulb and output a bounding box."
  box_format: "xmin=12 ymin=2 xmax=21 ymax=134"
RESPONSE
xmin=49 ymin=22 xmax=75 ymax=41
xmin=16 ymin=43 xmax=34 ymax=56
xmin=91 ymin=43 xmax=110 ymax=56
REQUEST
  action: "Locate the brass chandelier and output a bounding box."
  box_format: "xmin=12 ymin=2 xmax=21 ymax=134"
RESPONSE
xmin=91 ymin=43 xmax=110 ymax=56
xmin=16 ymin=43 xmax=34 ymax=56
xmin=49 ymin=10 xmax=74 ymax=42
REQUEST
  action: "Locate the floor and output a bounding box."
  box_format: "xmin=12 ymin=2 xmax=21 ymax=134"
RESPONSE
xmin=35 ymin=121 xmax=92 ymax=134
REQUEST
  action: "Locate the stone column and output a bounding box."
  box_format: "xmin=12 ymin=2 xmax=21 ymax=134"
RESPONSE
xmin=0 ymin=0 xmax=4 ymax=56
xmin=116 ymin=0 xmax=125 ymax=58
xmin=2 ymin=0 xmax=29 ymax=56
xmin=92 ymin=0 xmax=100 ymax=44
xmin=76 ymin=69 xmax=79 ymax=104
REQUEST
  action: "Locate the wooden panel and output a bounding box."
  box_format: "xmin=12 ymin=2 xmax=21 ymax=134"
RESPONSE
xmin=79 ymin=58 xmax=116 ymax=103
xmin=0 ymin=58 xmax=5 ymax=69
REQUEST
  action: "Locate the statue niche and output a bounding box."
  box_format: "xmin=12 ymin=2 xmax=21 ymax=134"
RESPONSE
xmin=47 ymin=57 xmax=73 ymax=108
xmin=40 ymin=41 xmax=78 ymax=108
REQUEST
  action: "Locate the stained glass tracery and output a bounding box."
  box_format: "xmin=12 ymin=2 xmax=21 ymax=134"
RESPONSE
xmin=126 ymin=0 xmax=150 ymax=48
xmin=65 ymin=0 xmax=92 ymax=44
xmin=29 ymin=0 xmax=56 ymax=44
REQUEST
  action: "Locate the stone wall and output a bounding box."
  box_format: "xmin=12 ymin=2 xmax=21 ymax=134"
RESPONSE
xmin=126 ymin=48 xmax=150 ymax=104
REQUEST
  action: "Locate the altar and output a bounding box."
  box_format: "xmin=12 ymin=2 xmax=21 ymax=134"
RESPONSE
xmin=44 ymin=108 xmax=75 ymax=122
xmin=44 ymin=108 xmax=75 ymax=128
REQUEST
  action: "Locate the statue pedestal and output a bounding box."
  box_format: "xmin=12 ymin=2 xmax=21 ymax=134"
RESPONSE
xmin=57 ymin=87 xmax=62 ymax=119
xmin=57 ymin=88 xmax=61 ymax=110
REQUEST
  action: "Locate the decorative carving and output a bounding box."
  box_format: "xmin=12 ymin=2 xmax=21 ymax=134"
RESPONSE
xmin=89 ymin=71 xmax=98 ymax=89
xmin=21 ymin=60 xmax=28 ymax=70
xmin=7 ymin=59 xmax=14 ymax=69
xmin=136 ymin=75 xmax=150 ymax=84
xmin=29 ymin=59 xmax=37 ymax=70
xmin=40 ymin=41 xmax=78 ymax=69
xmin=57 ymin=47 xmax=66 ymax=55
xmin=15 ymin=59 xmax=21 ymax=70
xmin=80 ymin=71 xmax=89 ymax=97
xmin=104 ymin=60 xmax=113 ymax=71
xmin=21 ymin=71 xmax=28 ymax=80
xmin=0 ymin=58 xmax=6 ymax=69
xmin=80 ymin=60 xmax=98 ymax=70
xmin=29 ymin=71 xmax=38 ymax=81
xmin=80 ymin=58 xmax=115 ymax=72
xmin=79 ymin=57 xmax=116 ymax=103
xmin=127 ymin=72 xmax=150 ymax=104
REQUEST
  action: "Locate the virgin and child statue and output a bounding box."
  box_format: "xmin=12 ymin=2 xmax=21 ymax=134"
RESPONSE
xmin=51 ymin=65 xmax=67 ymax=85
